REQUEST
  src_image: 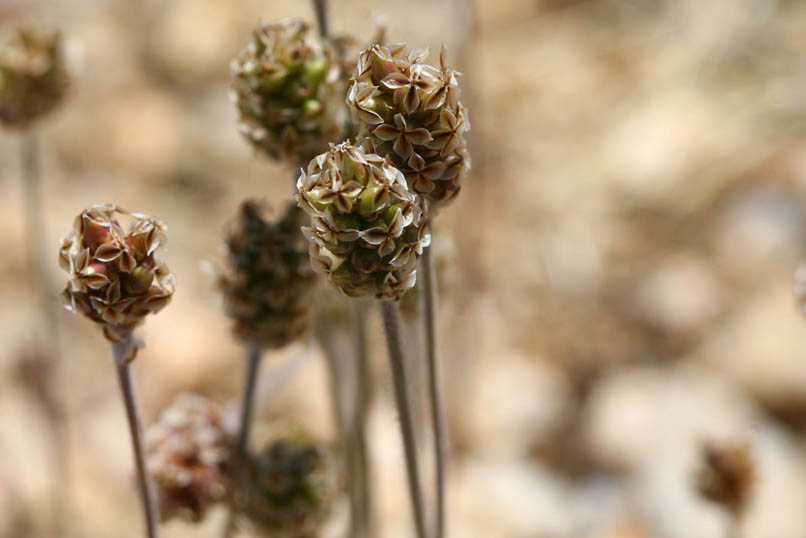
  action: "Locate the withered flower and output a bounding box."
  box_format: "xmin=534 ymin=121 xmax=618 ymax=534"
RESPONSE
xmin=219 ymin=200 xmax=316 ymax=349
xmin=59 ymin=204 xmax=175 ymax=348
xmin=347 ymin=43 xmax=470 ymax=208
xmin=147 ymin=393 xmax=231 ymax=523
xmin=238 ymin=435 xmax=338 ymax=538
xmin=296 ymin=142 xmax=430 ymax=301
xmin=0 ymin=24 xmax=69 ymax=128
xmin=695 ymin=442 xmax=755 ymax=519
xmin=230 ymin=19 xmax=346 ymax=167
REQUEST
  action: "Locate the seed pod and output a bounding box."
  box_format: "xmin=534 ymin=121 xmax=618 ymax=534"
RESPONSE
xmin=695 ymin=442 xmax=755 ymax=518
xmin=347 ymin=43 xmax=470 ymax=209
xmin=230 ymin=19 xmax=346 ymax=167
xmin=0 ymin=24 xmax=69 ymax=128
xmin=238 ymin=435 xmax=338 ymax=538
xmin=219 ymin=200 xmax=316 ymax=349
xmin=59 ymin=204 xmax=175 ymax=345
xmin=296 ymin=142 xmax=430 ymax=301
xmin=146 ymin=393 xmax=231 ymax=523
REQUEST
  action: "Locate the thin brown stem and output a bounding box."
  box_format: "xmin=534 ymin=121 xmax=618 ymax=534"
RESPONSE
xmin=222 ymin=346 xmax=263 ymax=538
xmin=112 ymin=336 xmax=158 ymax=538
xmin=421 ymin=242 xmax=447 ymax=538
xmin=380 ymin=301 xmax=427 ymax=538
xmin=312 ymin=0 xmax=329 ymax=38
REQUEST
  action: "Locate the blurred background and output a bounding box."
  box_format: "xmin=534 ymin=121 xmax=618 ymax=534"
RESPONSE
xmin=2 ymin=0 xmax=806 ymax=536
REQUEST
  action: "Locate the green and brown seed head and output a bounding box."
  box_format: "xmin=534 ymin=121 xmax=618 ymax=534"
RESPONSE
xmin=296 ymin=142 xmax=431 ymax=301
xmin=347 ymin=43 xmax=470 ymax=208
xmin=146 ymin=393 xmax=232 ymax=523
xmin=59 ymin=204 xmax=175 ymax=344
xmin=230 ymin=20 xmax=346 ymax=167
xmin=0 ymin=24 xmax=69 ymax=128
xmin=219 ymin=200 xmax=316 ymax=349
xmin=239 ymin=436 xmax=338 ymax=538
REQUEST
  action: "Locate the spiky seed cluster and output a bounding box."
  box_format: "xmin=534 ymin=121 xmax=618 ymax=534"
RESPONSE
xmin=0 ymin=25 xmax=69 ymax=128
xmin=146 ymin=393 xmax=231 ymax=523
xmin=219 ymin=200 xmax=316 ymax=349
xmin=59 ymin=204 xmax=175 ymax=344
xmin=239 ymin=436 xmax=338 ymax=538
xmin=347 ymin=43 xmax=470 ymax=208
xmin=230 ymin=19 xmax=346 ymax=166
xmin=695 ymin=442 xmax=755 ymax=517
xmin=296 ymin=142 xmax=431 ymax=301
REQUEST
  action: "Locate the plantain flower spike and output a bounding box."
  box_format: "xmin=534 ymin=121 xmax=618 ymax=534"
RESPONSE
xmin=59 ymin=204 xmax=175 ymax=347
xmin=0 ymin=24 xmax=69 ymax=129
xmin=230 ymin=19 xmax=346 ymax=167
xmin=146 ymin=393 xmax=232 ymax=523
xmin=296 ymin=141 xmax=431 ymax=301
xmin=219 ymin=200 xmax=316 ymax=349
xmin=347 ymin=43 xmax=470 ymax=209
xmin=238 ymin=435 xmax=338 ymax=538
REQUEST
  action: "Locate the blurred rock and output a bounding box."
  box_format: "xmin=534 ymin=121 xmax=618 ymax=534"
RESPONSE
xmin=461 ymin=351 xmax=571 ymax=458
xmin=630 ymin=253 xmax=724 ymax=334
xmin=691 ymin=280 xmax=806 ymax=410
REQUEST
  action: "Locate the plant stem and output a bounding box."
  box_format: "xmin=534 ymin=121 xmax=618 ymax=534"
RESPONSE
xmin=352 ymin=301 xmax=372 ymax=538
xmin=421 ymin=242 xmax=447 ymax=538
xmin=112 ymin=336 xmax=158 ymax=538
xmin=22 ymin=130 xmax=70 ymax=537
xmin=380 ymin=301 xmax=427 ymax=538
xmin=223 ymin=346 xmax=263 ymax=538
xmin=312 ymin=0 xmax=329 ymax=38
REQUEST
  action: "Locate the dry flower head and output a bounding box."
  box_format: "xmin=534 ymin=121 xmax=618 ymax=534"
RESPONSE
xmin=219 ymin=200 xmax=316 ymax=349
xmin=59 ymin=204 xmax=175 ymax=347
xmin=238 ymin=435 xmax=338 ymax=538
xmin=146 ymin=393 xmax=232 ymax=523
xmin=296 ymin=141 xmax=431 ymax=301
xmin=0 ymin=24 xmax=69 ymax=128
xmin=347 ymin=42 xmax=470 ymax=208
xmin=230 ymin=19 xmax=346 ymax=167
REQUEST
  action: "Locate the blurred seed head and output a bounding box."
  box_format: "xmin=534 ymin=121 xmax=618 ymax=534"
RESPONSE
xmin=238 ymin=435 xmax=338 ymax=538
xmin=0 ymin=24 xmax=69 ymax=129
xmin=219 ymin=200 xmax=317 ymax=349
xmin=347 ymin=42 xmax=470 ymax=209
xmin=296 ymin=142 xmax=431 ymax=301
xmin=230 ymin=19 xmax=347 ymax=167
xmin=146 ymin=393 xmax=231 ymax=523
xmin=695 ymin=441 xmax=755 ymax=518
xmin=59 ymin=204 xmax=175 ymax=346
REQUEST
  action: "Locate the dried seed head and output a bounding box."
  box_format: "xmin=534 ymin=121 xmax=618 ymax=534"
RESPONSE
xmin=695 ymin=442 xmax=755 ymax=518
xmin=219 ymin=200 xmax=316 ymax=349
xmin=0 ymin=24 xmax=69 ymax=128
xmin=347 ymin=43 xmax=470 ymax=209
xmin=296 ymin=142 xmax=431 ymax=301
xmin=238 ymin=435 xmax=338 ymax=538
xmin=146 ymin=393 xmax=231 ymax=523
xmin=59 ymin=204 xmax=175 ymax=345
xmin=230 ymin=19 xmax=346 ymax=167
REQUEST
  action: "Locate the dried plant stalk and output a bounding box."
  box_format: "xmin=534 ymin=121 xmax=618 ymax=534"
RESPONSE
xmin=380 ymin=301 xmax=427 ymax=538
xmin=421 ymin=241 xmax=447 ymax=538
xmin=112 ymin=335 xmax=159 ymax=538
